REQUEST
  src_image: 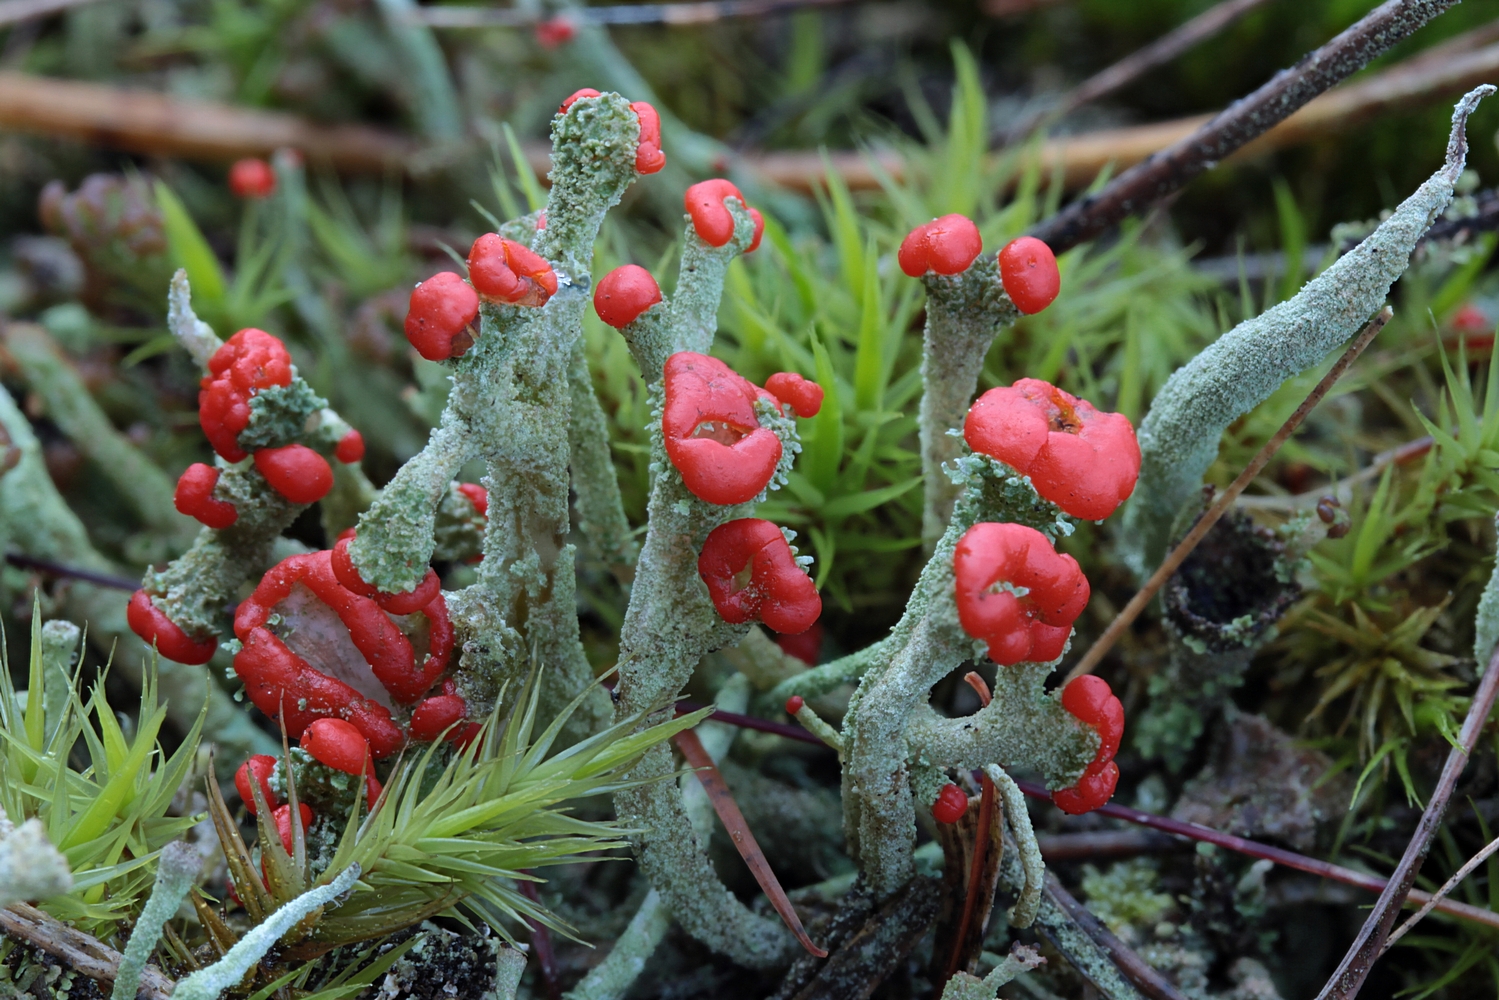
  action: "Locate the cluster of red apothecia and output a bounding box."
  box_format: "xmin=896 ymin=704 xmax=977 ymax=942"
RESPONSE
xmin=128 ymin=328 xmax=368 ymax=666
xmin=897 ymin=214 xmax=1138 ymax=817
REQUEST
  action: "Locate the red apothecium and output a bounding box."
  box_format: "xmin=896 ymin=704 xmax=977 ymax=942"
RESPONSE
xmin=964 ymin=378 xmax=1140 ymax=521
xmin=335 ymin=429 xmax=365 ymax=464
xmin=229 ymin=158 xmax=276 ymax=199
xmin=174 ymin=463 xmax=237 ymax=529
xmin=685 ymin=179 xmax=762 ymax=250
xmin=559 ymin=88 xmax=601 ymax=115
xmin=898 ymin=214 xmax=982 ymax=277
xmin=404 ymin=272 xmax=480 ymax=362
xmin=997 ymin=236 xmax=1060 ymax=314
xmin=254 ymin=444 xmax=333 ymax=506
xmin=593 ymin=265 xmax=661 ymax=328
xmin=697 ymin=518 xmax=820 ymax=634
xmin=932 ymin=783 xmax=969 ymax=824
xmin=764 ymin=372 xmax=823 ymax=418
xmin=468 ymin=234 xmax=558 ymax=307
xmin=1052 ymin=675 xmax=1125 ymax=814
xmin=953 ymin=522 xmax=1089 ymax=666
xmin=199 ymin=329 xmax=292 ymax=462
xmin=127 ymin=590 xmax=218 ymax=665
xmin=662 ymin=352 xmax=782 ymax=505
xmin=631 ymin=102 xmax=666 ymax=174
xmin=234 ymin=755 xmax=279 ymax=816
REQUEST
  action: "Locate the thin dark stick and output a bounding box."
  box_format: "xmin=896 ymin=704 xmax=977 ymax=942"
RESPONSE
xmin=1036 ymin=830 xmax=1180 ymax=861
xmin=1316 ymin=641 xmax=1499 ymax=1000
xmin=1381 ymin=832 xmax=1499 ymax=954
xmin=1066 ymin=307 xmax=1390 ymax=682
xmin=517 ymin=878 xmax=561 ymax=1000
xmin=945 ymin=673 xmax=998 ymax=982
xmin=414 ymin=0 xmax=852 ymax=28
xmin=1031 ymin=0 xmax=1461 ymax=253
xmin=1015 ymin=780 xmax=1499 ymax=931
xmin=5 ymin=553 xmax=139 ymax=591
xmin=1044 ymin=874 xmax=1190 ymax=1000
xmin=677 ymin=698 xmax=821 ymax=742
xmin=1002 ymin=0 xmax=1276 ymax=145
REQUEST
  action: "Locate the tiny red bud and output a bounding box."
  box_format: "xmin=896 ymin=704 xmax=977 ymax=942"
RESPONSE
xmin=535 ymin=16 xmax=576 ymax=48
xmin=229 ymin=158 xmax=276 ymax=199
xmin=254 ymin=444 xmax=334 ymax=505
xmin=234 ymin=755 xmax=279 ymax=816
xmin=784 ymin=695 xmax=805 ymax=716
xmin=273 ymin=802 xmax=314 ymax=854
xmin=764 ymin=372 xmax=823 ymax=418
xmin=174 ymin=462 xmax=237 ymax=529
xmin=410 ymin=693 xmax=469 ymax=742
xmin=335 ymin=429 xmax=365 ymax=464
xmin=747 ymin=208 xmax=765 ymax=253
xmin=559 ymin=88 xmax=601 ymax=116
xmin=631 ymin=101 xmax=666 ymax=174
xmin=457 ymin=482 xmax=488 ymax=516
xmin=932 ymin=783 xmax=968 ymax=824
xmin=302 ymin=718 xmax=372 ymax=775
xmin=594 ymin=264 xmax=662 ymax=328
xmin=684 ymin=179 xmax=748 ymax=248
xmin=998 ymin=236 xmax=1060 ymax=314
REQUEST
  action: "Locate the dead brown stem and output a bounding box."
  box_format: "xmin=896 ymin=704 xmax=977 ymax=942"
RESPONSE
xmin=1066 ymin=307 xmax=1390 ymax=683
xmin=1031 ymin=0 xmax=1463 ymax=252
xmin=0 ymin=903 xmax=175 ymax=1000
xmin=943 ymin=673 xmax=998 ymax=982
xmin=1316 ymin=641 xmax=1499 ymax=1000
xmin=1381 ymin=832 xmax=1499 ymax=954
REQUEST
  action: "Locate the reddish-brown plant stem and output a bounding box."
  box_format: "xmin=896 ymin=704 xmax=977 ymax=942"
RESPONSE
xmin=943 ymin=673 xmax=998 ymax=982
xmin=1065 ymin=307 xmax=1390 ymax=683
xmin=1015 ymin=780 xmax=1499 ymax=932
xmin=1316 ymin=641 xmax=1499 ymax=999
xmin=673 ymin=728 xmax=828 ymax=958
xmin=1043 ymin=873 xmax=1191 ymax=1000
xmin=517 ymin=878 xmax=561 ymax=1000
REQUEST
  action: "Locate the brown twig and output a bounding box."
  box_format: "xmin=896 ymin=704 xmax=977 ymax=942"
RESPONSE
xmin=1043 ymin=874 xmax=1191 ymax=1000
xmin=1015 ymin=780 xmax=1499 ymax=931
xmin=1031 ymin=0 xmax=1462 ymax=253
xmin=517 ymin=878 xmax=561 ymax=1000
xmin=1381 ymin=831 xmax=1499 ymax=954
xmin=5 ymin=552 xmax=140 ymax=591
xmin=673 ymin=728 xmax=828 ymax=958
xmin=1316 ymin=642 xmax=1499 ymax=1000
xmin=0 ymin=903 xmax=175 ymax=1000
xmin=1065 ymin=307 xmax=1390 ymax=682
xmin=1235 ymin=435 xmax=1434 ymax=512
xmin=1001 ymin=0 xmax=1277 ymax=146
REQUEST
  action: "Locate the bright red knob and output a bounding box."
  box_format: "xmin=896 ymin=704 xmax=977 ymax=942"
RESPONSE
xmin=662 ymin=352 xmax=782 ymax=506
xmin=457 ymin=482 xmax=488 ymax=516
xmin=559 ymin=88 xmax=601 ymax=116
xmin=998 ymin=236 xmax=1060 ymax=314
xmin=127 ymin=590 xmax=218 ymax=665
xmin=764 ymin=372 xmax=823 ymax=418
xmin=273 ymin=802 xmax=314 ymax=854
xmin=535 ymin=16 xmax=576 ymax=48
xmin=631 ymin=101 xmax=666 ymax=174
xmin=404 ymin=272 xmax=479 ymax=362
xmin=254 ymin=444 xmax=334 ymax=505
xmin=785 ymin=695 xmax=805 ymax=716
xmin=302 ymin=718 xmax=373 ymax=776
xmin=685 ymin=179 xmax=748 ymax=248
xmin=410 ymin=694 xmax=469 ymax=742
xmin=228 ymin=158 xmax=276 ymax=199
xmin=698 ymin=518 xmax=820 ymax=635
xmin=898 ymin=214 xmax=981 ymax=277
xmin=953 ymin=522 xmax=1089 ymax=666
xmin=965 ymin=378 xmax=1139 ymax=522
xmin=468 ymin=234 xmax=557 ymax=307
xmin=594 ymin=265 xmax=662 ymax=328
xmin=234 ymin=755 xmax=279 ymax=816
xmin=335 ymin=429 xmax=365 ymax=464
xmin=932 ymin=783 xmax=969 ymax=824
xmin=1052 ymin=760 xmax=1119 ymax=815
xmin=199 ymin=329 xmax=292 ymax=462
xmin=174 ymin=462 xmax=237 ymax=529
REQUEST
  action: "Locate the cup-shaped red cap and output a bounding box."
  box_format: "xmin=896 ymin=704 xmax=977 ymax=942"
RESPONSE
xmin=662 ymin=352 xmax=782 ymax=505
xmin=631 ymin=101 xmax=666 ymax=174
xmin=764 ymin=372 xmax=823 ymax=418
xmin=697 ymin=518 xmax=821 ymax=634
xmin=953 ymin=522 xmax=1089 ymax=666
xmin=404 ymin=272 xmax=479 ymax=361
xmin=998 ymin=236 xmax=1060 ymax=314
xmin=127 ymin=590 xmax=218 ymax=664
xmin=685 ymin=179 xmax=747 ymax=248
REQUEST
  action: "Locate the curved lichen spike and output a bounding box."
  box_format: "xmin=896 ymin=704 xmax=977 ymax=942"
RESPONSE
xmin=1119 ymin=85 xmax=1494 ymax=576
xmin=839 ymin=456 xmax=1097 ymax=900
xmin=918 ymin=264 xmax=1020 ymax=547
xmin=608 ymin=206 xmax=804 ymax=969
xmin=350 ymin=93 xmax=646 ymax=737
xmin=143 ymin=276 xmax=345 ymax=642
